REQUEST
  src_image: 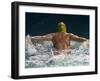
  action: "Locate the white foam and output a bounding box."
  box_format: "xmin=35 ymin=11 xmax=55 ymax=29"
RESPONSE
xmin=25 ymin=35 xmax=37 ymax=55
xmin=25 ymin=35 xmax=89 ymax=68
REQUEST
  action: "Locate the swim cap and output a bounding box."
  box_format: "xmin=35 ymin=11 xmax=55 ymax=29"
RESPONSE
xmin=57 ymin=22 xmax=67 ymax=32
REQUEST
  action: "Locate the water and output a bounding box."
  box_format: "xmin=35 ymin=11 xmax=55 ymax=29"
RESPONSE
xmin=25 ymin=35 xmax=89 ymax=68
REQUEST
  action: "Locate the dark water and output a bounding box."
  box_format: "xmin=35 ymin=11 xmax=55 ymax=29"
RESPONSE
xmin=25 ymin=12 xmax=89 ymax=39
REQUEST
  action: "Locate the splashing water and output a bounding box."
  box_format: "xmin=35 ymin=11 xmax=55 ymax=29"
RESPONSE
xmin=25 ymin=35 xmax=89 ymax=68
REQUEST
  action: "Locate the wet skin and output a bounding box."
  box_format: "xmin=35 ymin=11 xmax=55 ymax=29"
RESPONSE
xmin=52 ymin=32 xmax=70 ymax=52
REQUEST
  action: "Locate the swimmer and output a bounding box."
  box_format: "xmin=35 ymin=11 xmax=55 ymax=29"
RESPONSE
xmin=31 ymin=22 xmax=88 ymax=55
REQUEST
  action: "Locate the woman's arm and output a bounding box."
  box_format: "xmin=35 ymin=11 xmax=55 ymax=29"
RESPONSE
xmin=31 ymin=33 xmax=55 ymax=42
xmin=69 ymin=33 xmax=88 ymax=42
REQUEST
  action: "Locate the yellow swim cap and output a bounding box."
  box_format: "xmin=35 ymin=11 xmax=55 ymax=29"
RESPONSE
xmin=57 ymin=22 xmax=67 ymax=32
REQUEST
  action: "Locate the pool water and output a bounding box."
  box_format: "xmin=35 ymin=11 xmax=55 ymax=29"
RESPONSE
xmin=25 ymin=35 xmax=89 ymax=68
